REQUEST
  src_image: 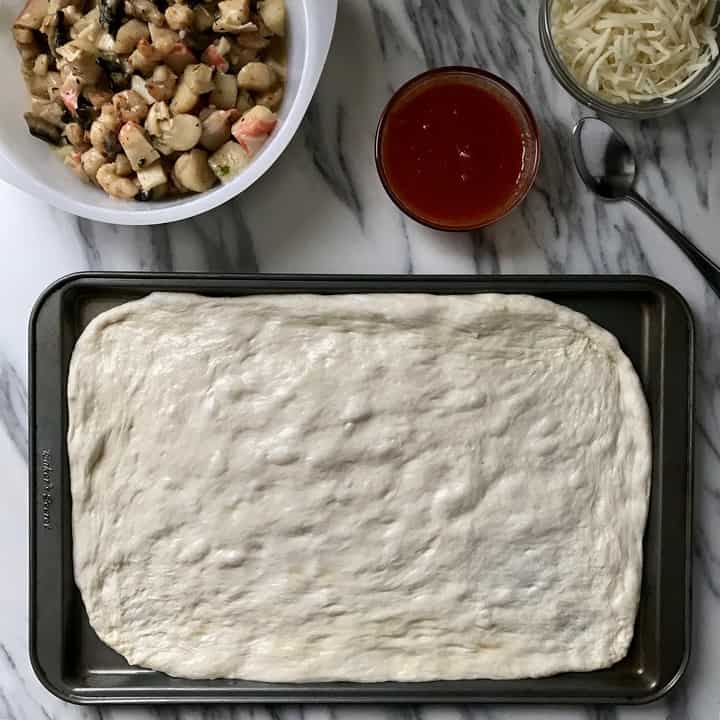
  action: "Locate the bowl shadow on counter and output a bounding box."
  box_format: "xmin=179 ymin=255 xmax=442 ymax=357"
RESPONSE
xmin=141 ymin=130 xmax=339 ymax=275
xmin=136 ymin=0 xmax=376 ymax=275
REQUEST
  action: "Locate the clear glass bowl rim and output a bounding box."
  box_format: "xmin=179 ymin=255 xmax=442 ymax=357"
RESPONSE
xmin=539 ymin=0 xmax=720 ymax=119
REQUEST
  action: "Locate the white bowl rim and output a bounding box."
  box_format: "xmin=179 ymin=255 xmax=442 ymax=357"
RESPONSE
xmin=0 ymin=0 xmax=337 ymax=225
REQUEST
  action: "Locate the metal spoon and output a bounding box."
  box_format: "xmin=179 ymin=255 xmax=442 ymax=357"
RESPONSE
xmin=571 ymin=117 xmax=720 ymax=296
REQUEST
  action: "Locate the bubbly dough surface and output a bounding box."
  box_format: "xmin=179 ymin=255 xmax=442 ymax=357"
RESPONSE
xmin=68 ymin=292 xmax=652 ymax=682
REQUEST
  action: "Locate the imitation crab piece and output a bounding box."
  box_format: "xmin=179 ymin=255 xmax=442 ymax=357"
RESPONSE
xmin=60 ymin=74 xmax=83 ymax=114
xmin=230 ymin=104 xmax=277 ymax=157
xmin=202 ymin=44 xmax=229 ymax=73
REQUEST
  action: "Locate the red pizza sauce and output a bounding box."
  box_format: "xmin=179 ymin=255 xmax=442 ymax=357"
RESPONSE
xmin=376 ymin=69 xmax=539 ymax=231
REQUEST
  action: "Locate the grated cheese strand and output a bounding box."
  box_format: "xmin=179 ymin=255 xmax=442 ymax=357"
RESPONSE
xmin=551 ymin=0 xmax=719 ymax=104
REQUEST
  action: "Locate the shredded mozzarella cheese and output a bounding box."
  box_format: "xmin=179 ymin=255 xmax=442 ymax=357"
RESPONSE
xmin=551 ymin=0 xmax=719 ymax=103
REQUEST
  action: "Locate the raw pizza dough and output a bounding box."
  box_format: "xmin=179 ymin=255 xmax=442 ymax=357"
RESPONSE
xmin=67 ymin=292 xmax=652 ymax=682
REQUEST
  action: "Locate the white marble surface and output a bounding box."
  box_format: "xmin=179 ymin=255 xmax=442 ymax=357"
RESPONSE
xmin=2 ymin=0 xmax=720 ymax=718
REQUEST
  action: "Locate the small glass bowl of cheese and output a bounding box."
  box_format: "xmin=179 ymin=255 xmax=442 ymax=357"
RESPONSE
xmin=540 ymin=0 xmax=720 ymax=118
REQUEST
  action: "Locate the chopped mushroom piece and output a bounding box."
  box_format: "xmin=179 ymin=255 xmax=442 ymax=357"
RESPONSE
xmin=19 ymin=42 xmax=42 ymax=63
xmin=113 ymin=18 xmax=149 ymax=53
xmin=128 ymin=37 xmax=164 ymax=74
xmin=164 ymin=2 xmax=194 ymax=30
xmin=149 ymin=24 xmax=178 ymax=56
xmin=62 ymin=4 xmax=83 ymax=25
xmin=145 ymin=64 xmax=177 ymax=101
xmin=200 ymin=108 xmax=238 ymax=151
xmin=81 ymin=146 xmax=106 ymax=182
xmin=227 ymin=43 xmax=258 ymax=69
xmin=136 ymin=159 xmax=167 ymax=191
xmin=208 ymin=139 xmax=249 ymax=183
xmin=254 ymin=84 xmax=283 ymax=111
xmin=115 ymin=152 xmax=133 ymax=175
xmin=46 ymin=70 xmax=62 ymax=100
xmin=145 ymin=99 xmax=170 ymax=135
xmin=212 ymin=0 xmax=250 ymax=33
xmin=118 ymin=120 xmax=160 ymax=169
xmin=123 ymin=0 xmax=163 ymax=25
xmin=157 ymin=113 xmax=202 ymax=151
xmin=63 ymin=121 xmax=87 ymax=146
xmin=24 ymin=112 xmax=62 ymax=144
xmin=235 ymin=88 xmax=253 ymax=112
xmin=233 ymin=27 xmax=269 ymax=49
xmin=193 ymin=5 xmax=213 ymax=31
xmin=236 ymin=61 xmax=275 ymax=91
xmin=90 ymin=102 xmax=120 ymax=150
xmin=209 ymin=71 xmax=237 ymax=109
xmin=169 ymin=78 xmax=198 ymax=113
xmin=15 ymin=0 xmax=49 ymax=30
xmin=130 ymin=73 xmax=156 ymax=104
xmin=173 ymin=148 xmax=215 ymax=191
xmin=33 ymin=54 xmax=50 ymax=76
xmin=31 ymin=96 xmax=65 ymax=126
xmin=113 ymin=88 xmax=149 ymax=122
xmin=63 ymin=148 xmax=87 ymax=180
xmin=14 ymin=26 xmax=35 ymax=44
xmin=57 ymin=43 xmax=103 ymax=84
xmin=84 ymin=85 xmax=114 ymax=107
xmin=96 ymin=160 xmax=140 ymax=197
xmin=182 ymin=63 xmax=214 ymax=93
xmin=259 ymin=0 xmax=284 ymax=37
xmin=70 ymin=8 xmax=99 ymax=37
xmin=25 ymin=69 xmax=50 ymax=97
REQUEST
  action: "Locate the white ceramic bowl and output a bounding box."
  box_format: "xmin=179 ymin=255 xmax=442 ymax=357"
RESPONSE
xmin=0 ymin=0 xmax=337 ymax=224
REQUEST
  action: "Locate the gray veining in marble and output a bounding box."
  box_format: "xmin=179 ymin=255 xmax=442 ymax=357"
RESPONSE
xmin=1 ymin=0 xmax=720 ymax=718
xmin=0 ymin=354 xmax=26 ymax=461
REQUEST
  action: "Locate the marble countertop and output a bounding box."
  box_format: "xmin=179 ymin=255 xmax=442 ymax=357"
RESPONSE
xmin=2 ymin=0 xmax=720 ymax=718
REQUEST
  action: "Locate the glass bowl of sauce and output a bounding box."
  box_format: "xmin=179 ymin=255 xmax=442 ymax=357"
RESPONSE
xmin=376 ymin=67 xmax=540 ymax=232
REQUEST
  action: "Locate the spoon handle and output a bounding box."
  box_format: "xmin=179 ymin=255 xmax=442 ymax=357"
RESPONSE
xmin=627 ymin=190 xmax=720 ymax=297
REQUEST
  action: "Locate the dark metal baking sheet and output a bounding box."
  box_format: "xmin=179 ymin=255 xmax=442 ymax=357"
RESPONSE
xmin=28 ymin=273 xmax=694 ymax=705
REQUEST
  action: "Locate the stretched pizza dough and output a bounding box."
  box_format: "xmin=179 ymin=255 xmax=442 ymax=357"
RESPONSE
xmin=67 ymin=292 xmax=651 ymax=682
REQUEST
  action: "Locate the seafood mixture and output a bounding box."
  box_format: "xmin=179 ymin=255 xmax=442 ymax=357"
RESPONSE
xmin=12 ymin=0 xmax=286 ymax=199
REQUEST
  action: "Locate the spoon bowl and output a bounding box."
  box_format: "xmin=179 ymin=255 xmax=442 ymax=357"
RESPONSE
xmin=571 ymin=118 xmax=636 ymax=200
xmin=571 ymin=117 xmax=720 ymax=296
